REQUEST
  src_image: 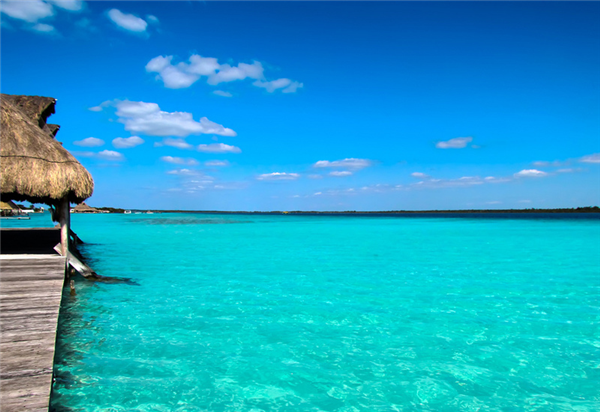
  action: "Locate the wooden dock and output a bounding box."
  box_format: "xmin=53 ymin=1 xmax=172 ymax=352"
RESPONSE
xmin=0 ymin=254 xmax=66 ymax=411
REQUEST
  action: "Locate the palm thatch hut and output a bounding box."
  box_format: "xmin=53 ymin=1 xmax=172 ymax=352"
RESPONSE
xmin=0 ymin=200 xmax=19 ymax=211
xmin=71 ymin=202 xmax=99 ymax=213
xmin=1 ymin=93 xmax=94 ymax=255
xmin=1 ymin=200 xmax=20 ymax=217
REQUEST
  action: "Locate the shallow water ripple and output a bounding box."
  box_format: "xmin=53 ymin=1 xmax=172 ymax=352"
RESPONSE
xmin=49 ymin=214 xmax=600 ymax=411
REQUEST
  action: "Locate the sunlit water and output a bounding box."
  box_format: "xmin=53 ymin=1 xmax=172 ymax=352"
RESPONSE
xmin=8 ymin=212 xmax=599 ymax=411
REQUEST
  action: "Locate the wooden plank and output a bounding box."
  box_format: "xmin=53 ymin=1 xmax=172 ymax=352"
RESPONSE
xmin=0 ymin=254 xmax=66 ymax=411
xmin=52 ymin=244 xmax=96 ymax=278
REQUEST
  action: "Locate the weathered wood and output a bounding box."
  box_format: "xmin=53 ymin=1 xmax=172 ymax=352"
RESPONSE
xmin=0 ymin=254 xmax=66 ymax=412
xmin=69 ymin=228 xmax=84 ymax=245
xmin=57 ymin=197 xmax=70 ymax=257
xmin=53 ymin=243 xmax=97 ymax=278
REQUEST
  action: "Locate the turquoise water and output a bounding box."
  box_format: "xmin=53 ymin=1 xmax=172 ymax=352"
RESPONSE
xmin=14 ymin=213 xmax=599 ymax=411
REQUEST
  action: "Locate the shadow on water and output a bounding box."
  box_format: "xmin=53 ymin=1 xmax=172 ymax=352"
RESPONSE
xmin=50 ymin=282 xmax=95 ymax=411
xmin=71 ymin=243 xmax=141 ymax=286
xmin=50 ymin=239 xmax=140 ymax=410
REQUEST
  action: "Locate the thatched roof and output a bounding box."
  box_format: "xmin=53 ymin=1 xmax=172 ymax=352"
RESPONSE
xmin=0 ymin=200 xmax=19 ymax=210
xmin=2 ymin=94 xmax=56 ymax=129
xmin=1 ymin=94 xmax=94 ymax=205
xmin=72 ymin=202 xmax=98 ymax=213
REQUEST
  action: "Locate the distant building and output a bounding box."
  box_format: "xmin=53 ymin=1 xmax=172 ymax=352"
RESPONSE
xmin=71 ymin=202 xmax=99 ymax=214
xmin=1 ymin=200 xmax=20 ymax=217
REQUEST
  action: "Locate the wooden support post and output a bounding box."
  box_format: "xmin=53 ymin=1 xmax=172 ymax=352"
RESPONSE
xmin=58 ymin=197 xmax=70 ymax=257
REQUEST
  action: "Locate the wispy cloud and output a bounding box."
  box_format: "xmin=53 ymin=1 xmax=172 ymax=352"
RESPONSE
xmin=579 ymin=153 xmax=600 ymax=163
xmin=253 ymin=78 xmax=303 ymax=93
xmin=329 ymin=171 xmax=352 ymax=177
xmin=154 ymin=138 xmax=193 ymax=150
xmin=197 ymin=143 xmax=241 ymax=153
xmin=213 ymin=90 xmax=233 ymax=97
xmin=93 ymin=100 xmax=236 ymax=138
xmin=532 ymin=160 xmax=567 ymax=167
xmin=436 ymin=137 xmax=473 ymax=149
xmin=313 ymin=158 xmax=374 ymax=170
xmin=166 ymin=168 xmax=200 ymax=176
xmin=256 ymin=172 xmax=300 ymax=181
xmin=32 ymin=22 xmax=56 ymax=33
xmin=146 ymin=54 xmax=302 ymax=93
xmin=160 ymin=156 xmax=199 ymax=166
xmin=408 ymin=173 xmax=512 ymax=189
xmin=74 ymin=137 xmax=104 ymax=147
xmin=205 ymin=160 xmax=230 ymax=167
xmin=113 ymin=136 xmax=144 ymax=149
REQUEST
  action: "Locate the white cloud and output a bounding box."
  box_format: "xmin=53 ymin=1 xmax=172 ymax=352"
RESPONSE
xmin=256 ymin=172 xmax=300 ymax=181
xmin=213 ymin=90 xmax=233 ymax=97
xmin=101 ymin=100 xmax=236 ymax=138
xmin=154 ymin=138 xmax=193 ymax=150
xmin=47 ymin=0 xmax=84 ymax=11
xmin=32 ymin=23 xmax=55 ymax=32
xmin=205 ymin=160 xmax=230 ymax=167
xmin=579 ymin=153 xmax=600 ymax=163
xmin=1 ymin=0 xmax=54 ymax=23
xmin=514 ymin=169 xmax=548 ymax=178
xmin=146 ymin=54 xmax=302 ymax=93
xmin=107 ymin=9 xmax=147 ymax=33
xmin=330 ymin=171 xmax=353 ymax=177
xmin=208 ymin=61 xmax=264 ymax=85
xmin=436 ymin=137 xmax=473 ymax=149
xmin=97 ymin=150 xmax=124 ymax=161
xmin=411 ymin=172 xmax=429 ymax=178
xmin=74 ymin=137 xmax=104 ymax=147
xmin=112 ymin=136 xmax=144 ymax=149
xmin=408 ymin=174 xmax=512 ymax=189
xmin=253 ymin=78 xmax=303 ymax=93
xmin=146 ymin=14 xmax=159 ymax=24
xmin=160 ymin=156 xmax=199 ymax=166
xmin=308 ymin=174 xmax=323 ymax=179
xmin=313 ymin=158 xmax=373 ymax=170
xmin=197 ymin=143 xmax=241 ymax=153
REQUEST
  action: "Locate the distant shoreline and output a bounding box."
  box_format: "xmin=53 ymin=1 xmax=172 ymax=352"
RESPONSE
xmin=95 ymin=207 xmax=600 ymax=214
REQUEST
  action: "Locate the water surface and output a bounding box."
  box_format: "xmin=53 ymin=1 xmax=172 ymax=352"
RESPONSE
xmin=27 ymin=213 xmax=600 ymax=411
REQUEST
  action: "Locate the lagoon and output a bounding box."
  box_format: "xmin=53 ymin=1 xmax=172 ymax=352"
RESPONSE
xmin=12 ymin=212 xmax=597 ymax=411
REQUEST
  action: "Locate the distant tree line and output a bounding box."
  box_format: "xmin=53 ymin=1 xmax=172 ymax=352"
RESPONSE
xmin=153 ymin=206 xmax=600 ymax=214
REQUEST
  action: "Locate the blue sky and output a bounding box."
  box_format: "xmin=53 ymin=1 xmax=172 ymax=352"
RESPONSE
xmin=2 ymin=1 xmax=599 ymax=211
